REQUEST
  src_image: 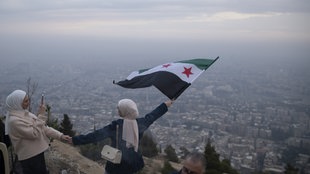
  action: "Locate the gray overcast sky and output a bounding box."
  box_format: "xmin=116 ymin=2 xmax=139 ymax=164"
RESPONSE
xmin=0 ymin=0 xmax=309 ymax=64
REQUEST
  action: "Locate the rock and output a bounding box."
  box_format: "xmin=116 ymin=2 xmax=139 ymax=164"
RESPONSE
xmin=45 ymin=140 xmax=181 ymax=174
xmin=45 ymin=140 xmax=104 ymax=174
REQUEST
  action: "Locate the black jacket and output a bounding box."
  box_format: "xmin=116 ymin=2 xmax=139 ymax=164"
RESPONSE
xmin=73 ymin=103 xmax=168 ymax=174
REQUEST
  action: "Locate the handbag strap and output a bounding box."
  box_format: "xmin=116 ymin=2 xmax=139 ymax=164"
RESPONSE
xmin=116 ymin=124 xmax=119 ymax=149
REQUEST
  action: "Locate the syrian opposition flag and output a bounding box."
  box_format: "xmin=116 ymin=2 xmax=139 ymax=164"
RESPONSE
xmin=114 ymin=57 xmax=219 ymax=100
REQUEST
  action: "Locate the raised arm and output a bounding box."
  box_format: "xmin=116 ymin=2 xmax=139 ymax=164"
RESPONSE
xmin=138 ymin=100 xmax=173 ymax=133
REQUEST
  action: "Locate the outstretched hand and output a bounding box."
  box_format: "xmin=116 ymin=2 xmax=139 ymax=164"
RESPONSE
xmin=165 ymin=99 xmax=174 ymax=107
xmin=61 ymin=135 xmax=72 ymax=143
xmin=67 ymin=137 xmax=73 ymax=144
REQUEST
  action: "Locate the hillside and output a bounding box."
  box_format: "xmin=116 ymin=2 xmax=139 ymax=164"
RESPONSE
xmin=46 ymin=140 xmax=104 ymax=174
xmin=45 ymin=140 xmax=182 ymax=174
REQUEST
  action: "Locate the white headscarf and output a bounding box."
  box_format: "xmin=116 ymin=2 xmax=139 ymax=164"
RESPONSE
xmin=5 ymin=90 xmax=27 ymax=135
xmin=118 ymin=99 xmax=139 ymax=152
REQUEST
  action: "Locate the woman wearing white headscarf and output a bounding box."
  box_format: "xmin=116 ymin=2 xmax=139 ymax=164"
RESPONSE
xmin=71 ymin=99 xmax=173 ymax=174
xmin=5 ymin=89 xmax=71 ymax=174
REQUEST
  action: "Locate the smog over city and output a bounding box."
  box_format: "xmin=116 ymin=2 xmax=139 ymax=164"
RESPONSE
xmin=1 ymin=0 xmax=310 ymax=173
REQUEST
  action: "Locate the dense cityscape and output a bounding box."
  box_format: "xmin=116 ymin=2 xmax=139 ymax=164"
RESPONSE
xmin=1 ymin=58 xmax=309 ymax=173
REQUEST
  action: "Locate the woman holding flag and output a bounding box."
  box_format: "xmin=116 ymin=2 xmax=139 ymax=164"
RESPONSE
xmin=70 ymin=98 xmax=173 ymax=174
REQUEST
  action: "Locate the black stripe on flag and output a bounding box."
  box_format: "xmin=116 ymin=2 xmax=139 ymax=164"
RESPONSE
xmin=116 ymin=71 xmax=190 ymax=99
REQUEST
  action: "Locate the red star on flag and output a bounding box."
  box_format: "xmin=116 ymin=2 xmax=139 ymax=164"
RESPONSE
xmin=182 ymin=67 xmax=193 ymax=78
xmin=162 ymin=64 xmax=171 ymax=68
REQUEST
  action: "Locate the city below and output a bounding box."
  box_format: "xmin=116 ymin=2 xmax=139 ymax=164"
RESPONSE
xmin=1 ymin=58 xmax=309 ymax=174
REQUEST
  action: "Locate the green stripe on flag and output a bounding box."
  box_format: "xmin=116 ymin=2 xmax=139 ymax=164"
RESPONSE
xmin=138 ymin=68 xmax=150 ymax=74
xmin=178 ymin=58 xmax=216 ymax=70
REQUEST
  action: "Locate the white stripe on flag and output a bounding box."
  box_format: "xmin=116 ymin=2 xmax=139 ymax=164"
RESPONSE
xmin=126 ymin=62 xmax=203 ymax=83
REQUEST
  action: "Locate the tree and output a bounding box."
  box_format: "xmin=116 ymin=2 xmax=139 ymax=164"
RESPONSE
xmin=284 ymin=163 xmax=299 ymax=174
xmin=140 ymin=132 xmax=158 ymax=158
xmin=204 ymin=139 xmax=238 ymax=174
xmin=46 ymin=104 xmax=60 ymax=131
xmin=79 ymin=143 xmax=102 ymax=161
xmin=282 ymin=145 xmax=309 ymax=165
xmin=164 ymin=145 xmax=179 ymax=163
xmin=161 ymin=160 xmax=177 ymax=174
xmin=179 ymin=146 xmax=190 ymax=159
xmin=59 ymin=114 xmax=75 ymax=137
xmin=80 ymin=138 xmax=110 ymax=161
xmin=204 ymin=140 xmax=221 ymax=174
xmin=221 ymin=159 xmax=238 ymax=174
xmin=26 ymin=77 xmax=38 ymax=112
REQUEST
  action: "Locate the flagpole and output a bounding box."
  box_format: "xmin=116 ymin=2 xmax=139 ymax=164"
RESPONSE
xmin=190 ymin=56 xmax=219 ymax=83
xmin=209 ymin=56 xmax=219 ymax=68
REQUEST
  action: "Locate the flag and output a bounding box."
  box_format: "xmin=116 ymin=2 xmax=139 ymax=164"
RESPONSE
xmin=114 ymin=57 xmax=219 ymax=99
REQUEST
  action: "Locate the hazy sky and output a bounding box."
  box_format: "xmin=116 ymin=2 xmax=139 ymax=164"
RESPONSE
xmin=0 ymin=0 xmax=309 ymax=64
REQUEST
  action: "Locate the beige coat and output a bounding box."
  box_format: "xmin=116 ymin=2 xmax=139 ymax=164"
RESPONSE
xmin=8 ymin=110 xmax=63 ymax=160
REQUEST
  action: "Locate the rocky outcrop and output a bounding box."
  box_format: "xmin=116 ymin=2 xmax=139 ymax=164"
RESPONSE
xmin=45 ymin=140 xmax=182 ymax=174
xmin=46 ymin=140 xmax=104 ymax=174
